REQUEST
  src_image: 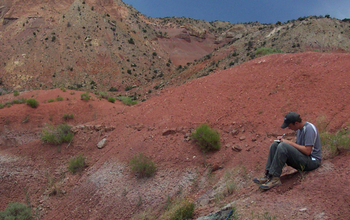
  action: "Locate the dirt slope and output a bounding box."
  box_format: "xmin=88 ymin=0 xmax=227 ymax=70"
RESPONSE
xmin=0 ymin=52 xmax=350 ymax=219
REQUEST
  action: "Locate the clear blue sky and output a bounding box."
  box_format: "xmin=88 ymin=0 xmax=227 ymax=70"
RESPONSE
xmin=122 ymin=0 xmax=350 ymax=24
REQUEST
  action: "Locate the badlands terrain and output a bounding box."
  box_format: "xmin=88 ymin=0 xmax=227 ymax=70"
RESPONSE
xmin=0 ymin=52 xmax=350 ymax=219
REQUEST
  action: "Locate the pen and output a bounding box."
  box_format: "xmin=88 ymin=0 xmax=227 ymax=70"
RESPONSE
xmin=274 ymin=133 xmax=285 ymax=142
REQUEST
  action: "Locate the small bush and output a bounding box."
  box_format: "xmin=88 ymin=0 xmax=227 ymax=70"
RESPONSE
xmin=46 ymin=174 xmax=63 ymax=197
xmin=68 ymin=155 xmax=86 ymax=174
xmin=10 ymin=98 xmax=26 ymax=105
xmin=41 ymin=124 xmax=74 ymax=145
xmin=13 ymin=90 xmax=19 ymax=96
xmin=63 ymin=114 xmax=74 ymax=120
xmin=48 ymin=99 xmax=55 ymax=103
xmin=170 ymin=200 xmax=195 ymax=220
xmin=118 ymin=96 xmax=137 ymax=106
xmin=128 ymin=38 xmax=135 ymax=44
xmin=320 ymin=126 xmax=350 ymax=158
xmin=125 ymin=86 xmax=132 ymax=91
xmin=81 ymin=92 xmax=90 ymax=101
xmin=191 ymin=124 xmax=221 ymax=152
xmin=0 ymin=202 xmax=34 ymax=220
xmin=161 ymin=198 xmax=194 ymax=220
xmin=108 ymin=97 xmax=116 ymax=103
xmin=108 ymin=87 xmax=118 ymax=92
xmin=129 ymin=153 xmax=156 ymax=178
xmin=26 ymin=98 xmax=39 ymax=108
xmin=70 ymin=92 xmax=75 ymax=95
xmin=97 ymin=91 xmax=108 ymax=99
xmin=56 ymin=96 xmax=64 ymax=101
xmin=60 ymin=87 xmax=66 ymax=92
xmin=255 ymin=48 xmax=283 ymax=57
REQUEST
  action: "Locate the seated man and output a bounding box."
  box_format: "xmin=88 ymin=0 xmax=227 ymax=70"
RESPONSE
xmin=253 ymin=112 xmax=322 ymax=190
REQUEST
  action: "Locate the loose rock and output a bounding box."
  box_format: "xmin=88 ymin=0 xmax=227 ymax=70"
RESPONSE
xmin=97 ymin=138 xmax=107 ymax=149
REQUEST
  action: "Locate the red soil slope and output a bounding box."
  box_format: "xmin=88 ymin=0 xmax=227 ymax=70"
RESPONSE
xmin=0 ymin=52 xmax=350 ymax=219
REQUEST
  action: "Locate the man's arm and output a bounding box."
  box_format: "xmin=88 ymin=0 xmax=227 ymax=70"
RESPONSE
xmin=281 ymin=138 xmax=313 ymax=155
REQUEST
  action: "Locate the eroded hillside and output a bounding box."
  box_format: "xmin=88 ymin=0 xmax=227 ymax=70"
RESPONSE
xmin=1 ymin=0 xmax=350 ymax=98
xmin=0 ymin=52 xmax=350 ymax=219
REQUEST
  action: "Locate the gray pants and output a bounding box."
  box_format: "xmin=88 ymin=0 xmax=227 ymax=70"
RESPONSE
xmin=265 ymin=142 xmax=321 ymax=177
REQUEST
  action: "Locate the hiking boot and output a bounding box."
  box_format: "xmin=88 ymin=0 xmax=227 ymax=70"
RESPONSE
xmin=252 ymin=175 xmax=269 ymax=184
xmin=259 ymin=176 xmax=282 ymax=190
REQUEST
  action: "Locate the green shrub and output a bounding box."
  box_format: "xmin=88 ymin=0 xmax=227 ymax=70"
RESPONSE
xmin=11 ymin=98 xmax=26 ymax=104
xmin=191 ymin=124 xmax=221 ymax=152
xmin=125 ymin=86 xmax=132 ymax=91
xmin=0 ymin=103 xmax=4 ymax=109
xmin=0 ymin=202 xmax=34 ymax=220
xmin=107 ymin=97 xmax=116 ymax=103
xmin=63 ymin=114 xmax=74 ymax=120
xmin=48 ymin=99 xmax=55 ymax=103
xmin=320 ymin=126 xmax=350 ymax=158
xmin=13 ymin=90 xmax=19 ymax=96
xmin=56 ymin=96 xmax=64 ymax=101
xmin=170 ymin=200 xmax=194 ymax=220
xmin=68 ymin=155 xmax=86 ymax=174
xmin=108 ymin=87 xmax=118 ymax=92
xmin=26 ymin=98 xmax=39 ymax=108
xmin=80 ymin=92 xmax=90 ymax=101
xmin=118 ymin=96 xmax=137 ymax=106
xmin=60 ymin=87 xmax=66 ymax=92
xmin=255 ymin=48 xmax=283 ymax=57
xmin=128 ymin=38 xmax=135 ymax=44
xmin=41 ymin=124 xmax=74 ymax=145
xmin=129 ymin=153 xmax=156 ymax=178
xmin=70 ymin=92 xmax=75 ymax=95
xmin=97 ymin=91 xmax=108 ymax=99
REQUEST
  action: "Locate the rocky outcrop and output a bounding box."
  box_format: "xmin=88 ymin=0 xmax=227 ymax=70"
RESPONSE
xmin=175 ymin=32 xmax=191 ymax=42
xmin=183 ymin=23 xmax=206 ymax=39
xmin=2 ymin=17 xmax=18 ymax=25
xmin=71 ymin=124 xmax=115 ymax=133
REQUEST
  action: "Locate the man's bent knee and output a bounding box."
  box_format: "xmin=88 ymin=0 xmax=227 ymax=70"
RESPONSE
xmin=277 ymin=142 xmax=293 ymax=151
xmin=270 ymin=141 xmax=279 ymax=149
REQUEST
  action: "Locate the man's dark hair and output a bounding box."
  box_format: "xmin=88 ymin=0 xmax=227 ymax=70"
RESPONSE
xmin=291 ymin=117 xmax=302 ymax=125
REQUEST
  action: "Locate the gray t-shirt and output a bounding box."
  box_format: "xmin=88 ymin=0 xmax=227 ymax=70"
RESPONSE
xmin=296 ymin=122 xmax=322 ymax=160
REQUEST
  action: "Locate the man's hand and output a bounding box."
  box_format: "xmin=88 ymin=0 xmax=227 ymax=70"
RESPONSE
xmin=277 ymin=134 xmax=285 ymax=142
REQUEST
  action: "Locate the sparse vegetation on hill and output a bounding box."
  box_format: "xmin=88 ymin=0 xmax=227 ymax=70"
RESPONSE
xmin=41 ymin=124 xmax=74 ymax=145
xmin=0 ymin=98 xmax=27 ymax=109
xmin=26 ymin=98 xmax=39 ymax=108
xmin=129 ymin=153 xmax=156 ymax=178
xmin=320 ymin=126 xmax=350 ymax=158
xmin=1 ymin=0 xmax=349 ymax=99
xmin=169 ymin=200 xmax=195 ymax=220
xmin=118 ymin=96 xmax=137 ymax=106
xmin=107 ymin=97 xmax=116 ymax=103
xmin=256 ymin=47 xmax=283 ymax=57
xmin=56 ymin=96 xmax=64 ymax=101
xmin=80 ymin=93 xmax=91 ymax=101
xmin=0 ymin=202 xmax=34 ymax=220
xmin=68 ymin=155 xmax=87 ymax=174
xmin=191 ymin=124 xmax=221 ymax=152
xmin=63 ymin=113 xmax=74 ymax=120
